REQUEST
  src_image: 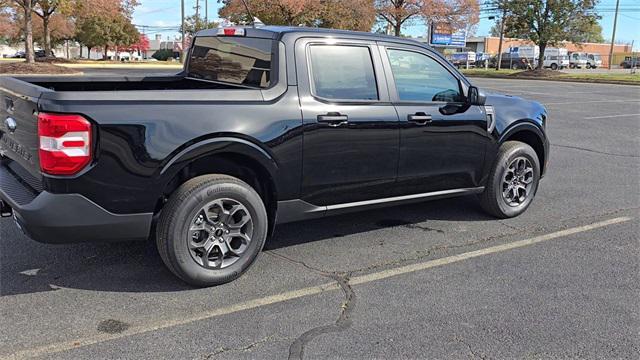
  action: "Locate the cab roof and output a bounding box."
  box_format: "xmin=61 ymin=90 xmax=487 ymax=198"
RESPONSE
xmin=196 ymin=26 xmax=431 ymax=48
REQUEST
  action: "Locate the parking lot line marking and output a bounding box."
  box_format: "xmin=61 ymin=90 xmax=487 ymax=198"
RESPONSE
xmin=544 ymin=100 xmax=640 ymax=106
xmin=350 ymin=216 xmax=631 ymax=286
xmin=584 ymin=113 xmax=640 ymax=120
xmin=1 ymin=216 xmax=631 ymax=360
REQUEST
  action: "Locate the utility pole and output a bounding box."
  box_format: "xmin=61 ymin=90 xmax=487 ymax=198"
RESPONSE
xmin=495 ymin=3 xmax=507 ymax=71
xmin=181 ymin=0 xmax=185 ymax=63
xmin=205 ymin=0 xmax=208 ymax=25
xmin=607 ymin=0 xmax=619 ymax=70
xmin=195 ymin=0 xmax=200 ymax=24
xmin=630 ymin=40 xmax=636 ymax=74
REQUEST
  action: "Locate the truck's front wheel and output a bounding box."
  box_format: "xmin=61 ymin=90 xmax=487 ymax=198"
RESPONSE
xmin=156 ymin=175 xmax=268 ymax=287
xmin=479 ymin=141 xmax=540 ymax=218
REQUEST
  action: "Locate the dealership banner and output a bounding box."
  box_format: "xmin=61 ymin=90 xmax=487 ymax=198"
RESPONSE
xmin=429 ymin=23 xmax=466 ymax=48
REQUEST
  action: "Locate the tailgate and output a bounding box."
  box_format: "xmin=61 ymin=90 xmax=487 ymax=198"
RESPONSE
xmin=0 ymin=77 xmax=45 ymax=179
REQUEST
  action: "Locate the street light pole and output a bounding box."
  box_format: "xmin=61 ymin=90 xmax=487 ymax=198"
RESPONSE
xmin=181 ymin=0 xmax=185 ymax=63
xmin=607 ymin=0 xmax=619 ymax=70
xmin=496 ymin=4 xmax=507 ymax=71
xmin=205 ymin=0 xmax=208 ymax=25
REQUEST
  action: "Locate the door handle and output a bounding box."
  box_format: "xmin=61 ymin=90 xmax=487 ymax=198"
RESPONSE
xmin=318 ymin=113 xmax=349 ymax=127
xmin=408 ymin=113 xmax=432 ymax=125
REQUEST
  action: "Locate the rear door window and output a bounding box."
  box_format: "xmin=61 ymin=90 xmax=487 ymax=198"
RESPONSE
xmin=308 ymin=45 xmax=378 ymax=101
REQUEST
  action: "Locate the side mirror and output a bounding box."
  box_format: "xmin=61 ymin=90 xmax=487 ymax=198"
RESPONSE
xmin=468 ymin=86 xmax=486 ymax=106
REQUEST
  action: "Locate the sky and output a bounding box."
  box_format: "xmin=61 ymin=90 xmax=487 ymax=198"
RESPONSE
xmin=133 ymin=0 xmax=639 ymax=50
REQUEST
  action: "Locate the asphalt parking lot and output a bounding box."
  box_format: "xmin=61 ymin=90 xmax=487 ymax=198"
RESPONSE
xmin=1 ymin=75 xmax=639 ymax=359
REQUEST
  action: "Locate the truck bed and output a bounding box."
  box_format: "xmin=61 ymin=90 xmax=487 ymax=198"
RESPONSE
xmin=0 ymin=74 xmax=280 ymax=104
xmin=16 ymin=74 xmax=241 ymax=92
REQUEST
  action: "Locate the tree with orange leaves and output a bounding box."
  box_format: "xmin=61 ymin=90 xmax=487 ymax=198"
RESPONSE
xmin=218 ymin=0 xmax=376 ymax=31
xmin=0 ymin=4 xmax=13 ymax=40
xmin=375 ymin=0 xmax=479 ymax=36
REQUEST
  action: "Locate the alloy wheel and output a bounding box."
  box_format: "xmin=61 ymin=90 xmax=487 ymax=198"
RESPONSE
xmin=501 ymin=157 xmax=534 ymax=207
xmin=187 ymin=198 xmax=253 ymax=269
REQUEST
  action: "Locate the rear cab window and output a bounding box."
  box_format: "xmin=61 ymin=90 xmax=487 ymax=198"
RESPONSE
xmin=187 ymin=36 xmax=275 ymax=88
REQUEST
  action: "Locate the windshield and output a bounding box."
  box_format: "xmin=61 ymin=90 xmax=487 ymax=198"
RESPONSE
xmin=188 ymin=36 xmax=274 ymax=88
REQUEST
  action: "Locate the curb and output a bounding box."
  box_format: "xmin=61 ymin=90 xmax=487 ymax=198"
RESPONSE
xmin=465 ymin=73 xmax=640 ymax=86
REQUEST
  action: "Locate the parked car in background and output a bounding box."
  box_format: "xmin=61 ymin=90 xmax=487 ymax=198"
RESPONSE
xmin=490 ymin=53 xmax=534 ymax=70
xmin=0 ymin=26 xmax=549 ymax=287
xmin=10 ymin=50 xmax=51 ymax=59
xmin=543 ymin=48 xmax=569 ymax=70
xmin=569 ymin=52 xmax=588 ymax=69
xmin=117 ymin=52 xmax=142 ymax=62
xmin=586 ymin=53 xmax=602 ymax=69
xmin=619 ymin=57 xmax=639 ymax=69
xmin=34 ymin=50 xmax=54 ymax=58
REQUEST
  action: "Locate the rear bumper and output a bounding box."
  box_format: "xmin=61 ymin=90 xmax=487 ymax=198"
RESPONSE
xmin=0 ymin=163 xmax=152 ymax=244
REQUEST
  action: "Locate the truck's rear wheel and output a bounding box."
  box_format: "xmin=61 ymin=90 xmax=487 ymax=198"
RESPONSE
xmin=156 ymin=175 xmax=267 ymax=287
xmin=479 ymin=141 xmax=540 ymax=218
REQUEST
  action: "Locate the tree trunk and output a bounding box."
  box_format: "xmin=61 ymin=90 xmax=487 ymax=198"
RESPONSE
xmin=23 ymin=1 xmax=35 ymax=63
xmin=43 ymin=16 xmax=51 ymax=56
xmin=104 ymin=45 xmax=108 ymax=60
xmin=394 ymin=23 xmax=402 ymax=37
xmin=537 ymin=43 xmax=546 ymax=70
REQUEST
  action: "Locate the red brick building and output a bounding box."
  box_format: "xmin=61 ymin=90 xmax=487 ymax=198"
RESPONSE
xmin=466 ymin=37 xmax=632 ymax=67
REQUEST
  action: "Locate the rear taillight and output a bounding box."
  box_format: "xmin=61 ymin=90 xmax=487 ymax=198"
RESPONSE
xmin=38 ymin=112 xmax=92 ymax=175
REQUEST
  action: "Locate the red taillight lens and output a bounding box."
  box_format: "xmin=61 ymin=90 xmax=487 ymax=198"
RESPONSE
xmin=217 ymin=28 xmax=245 ymax=36
xmin=38 ymin=113 xmax=92 ymax=175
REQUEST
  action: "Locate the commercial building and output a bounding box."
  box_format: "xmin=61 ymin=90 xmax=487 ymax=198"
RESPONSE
xmin=465 ymin=36 xmax=632 ymax=68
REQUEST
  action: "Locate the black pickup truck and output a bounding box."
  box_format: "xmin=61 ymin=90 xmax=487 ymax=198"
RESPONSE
xmin=0 ymin=26 xmax=549 ymax=286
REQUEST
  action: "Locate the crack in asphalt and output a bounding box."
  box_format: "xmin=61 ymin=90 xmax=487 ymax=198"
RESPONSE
xmin=552 ymin=144 xmax=640 ymax=158
xmin=499 ymin=222 xmax=520 ymax=231
xmin=266 ymin=252 xmax=356 ymax=360
xmin=404 ymin=223 xmax=446 ymax=234
xmin=453 ymin=336 xmax=488 ymax=360
xmin=204 ymin=335 xmax=294 ymax=359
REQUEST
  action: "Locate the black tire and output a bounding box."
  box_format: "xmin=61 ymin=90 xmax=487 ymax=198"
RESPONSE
xmin=156 ymin=174 xmax=268 ymax=287
xmin=479 ymin=141 xmax=540 ymax=218
xmin=550 ymin=63 xmax=558 ymax=70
